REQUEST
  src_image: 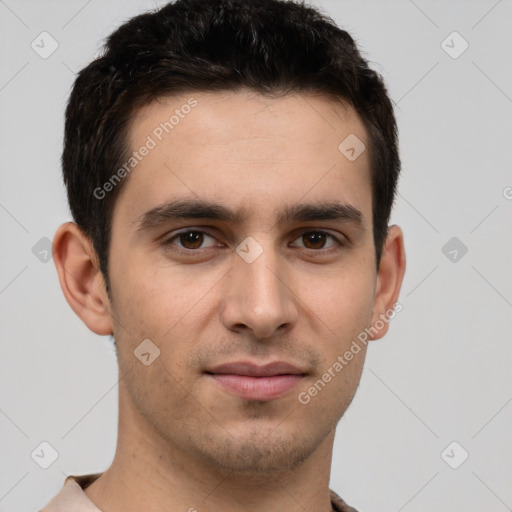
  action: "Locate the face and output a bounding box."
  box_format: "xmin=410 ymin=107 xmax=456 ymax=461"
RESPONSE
xmin=106 ymin=89 xmax=378 ymax=474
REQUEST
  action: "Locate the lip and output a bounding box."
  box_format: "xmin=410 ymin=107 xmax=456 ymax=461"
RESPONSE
xmin=205 ymin=361 xmax=306 ymax=401
xmin=208 ymin=361 xmax=304 ymax=377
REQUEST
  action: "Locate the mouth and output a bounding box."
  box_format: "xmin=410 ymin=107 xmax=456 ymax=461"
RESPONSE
xmin=204 ymin=361 xmax=306 ymax=401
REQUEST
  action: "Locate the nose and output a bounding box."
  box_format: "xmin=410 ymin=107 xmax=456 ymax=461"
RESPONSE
xmin=219 ymin=239 xmax=299 ymax=340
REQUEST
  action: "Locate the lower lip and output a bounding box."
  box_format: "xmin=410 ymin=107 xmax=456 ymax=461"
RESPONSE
xmin=209 ymin=374 xmax=304 ymax=401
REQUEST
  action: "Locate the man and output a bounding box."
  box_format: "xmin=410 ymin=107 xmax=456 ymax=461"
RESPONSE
xmin=42 ymin=0 xmax=406 ymax=510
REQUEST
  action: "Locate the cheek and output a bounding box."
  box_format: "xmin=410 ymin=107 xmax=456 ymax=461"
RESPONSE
xmin=113 ymin=263 xmax=214 ymax=337
xmin=119 ymin=348 xmax=198 ymax=434
xmin=110 ymin=265 xmax=221 ymax=400
xmin=109 ymin=268 xmax=202 ymax=408
xmin=296 ymin=264 xmax=375 ymax=336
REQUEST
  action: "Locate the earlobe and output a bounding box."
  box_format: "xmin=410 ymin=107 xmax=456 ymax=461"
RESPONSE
xmin=52 ymin=222 xmax=114 ymax=336
xmin=369 ymin=224 xmax=406 ymax=341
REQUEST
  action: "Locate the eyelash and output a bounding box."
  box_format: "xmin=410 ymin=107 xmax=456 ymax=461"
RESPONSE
xmin=161 ymin=229 xmax=346 ymax=257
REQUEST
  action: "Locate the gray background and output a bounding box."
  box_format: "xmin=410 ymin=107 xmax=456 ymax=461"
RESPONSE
xmin=1 ymin=1 xmax=511 ymax=511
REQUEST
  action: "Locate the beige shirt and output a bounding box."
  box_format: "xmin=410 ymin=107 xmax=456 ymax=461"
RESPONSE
xmin=39 ymin=473 xmax=359 ymax=512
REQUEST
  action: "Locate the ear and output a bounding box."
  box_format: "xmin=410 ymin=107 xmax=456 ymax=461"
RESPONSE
xmin=369 ymin=224 xmax=406 ymax=340
xmin=52 ymin=222 xmax=113 ymax=336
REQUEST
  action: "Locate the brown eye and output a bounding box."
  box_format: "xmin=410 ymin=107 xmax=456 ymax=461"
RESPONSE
xmin=292 ymin=230 xmax=342 ymax=251
xmin=178 ymin=231 xmax=204 ymax=249
xmin=165 ymin=230 xmax=219 ymax=251
xmin=301 ymin=232 xmax=328 ymax=249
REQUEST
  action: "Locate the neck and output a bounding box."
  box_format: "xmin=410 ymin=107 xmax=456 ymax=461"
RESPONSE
xmin=85 ymin=385 xmax=336 ymax=512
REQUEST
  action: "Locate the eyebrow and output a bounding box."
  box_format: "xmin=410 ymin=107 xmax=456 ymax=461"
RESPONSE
xmin=134 ymin=198 xmax=364 ymax=232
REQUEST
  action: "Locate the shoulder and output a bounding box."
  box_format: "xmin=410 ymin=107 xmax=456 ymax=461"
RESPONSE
xmin=329 ymin=489 xmax=360 ymax=512
xmin=38 ymin=473 xmax=103 ymax=512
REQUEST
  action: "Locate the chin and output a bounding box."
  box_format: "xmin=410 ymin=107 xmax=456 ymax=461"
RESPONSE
xmin=186 ymin=421 xmax=329 ymax=475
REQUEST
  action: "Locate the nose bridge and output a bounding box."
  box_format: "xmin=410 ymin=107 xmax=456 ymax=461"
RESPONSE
xmin=221 ymin=234 xmax=298 ymax=338
xmin=240 ymin=238 xmax=283 ymax=304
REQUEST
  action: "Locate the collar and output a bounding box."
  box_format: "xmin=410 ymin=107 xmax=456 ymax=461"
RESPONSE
xmin=40 ymin=473 xmax=358 ymax=512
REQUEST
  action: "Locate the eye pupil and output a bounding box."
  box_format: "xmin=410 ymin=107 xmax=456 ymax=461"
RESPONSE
xmin=180 ymin=231 xmax=203 ymax=249
xmin=303 ymin=232 xmax=326 ymax=249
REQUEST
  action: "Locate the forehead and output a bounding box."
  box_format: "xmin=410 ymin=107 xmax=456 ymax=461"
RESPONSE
xmin=115 ymin=89 xmax=372 ymax=229
xmin=129 ymin=89 xmax=366 ymax=150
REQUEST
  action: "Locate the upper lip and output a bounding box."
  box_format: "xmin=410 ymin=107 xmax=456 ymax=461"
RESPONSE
xmin=206 ymin=361 xmax=305 ymax=377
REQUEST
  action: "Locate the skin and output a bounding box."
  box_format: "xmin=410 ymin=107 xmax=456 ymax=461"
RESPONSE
xmin=53 ymin=89 xmax=405 ymax=512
